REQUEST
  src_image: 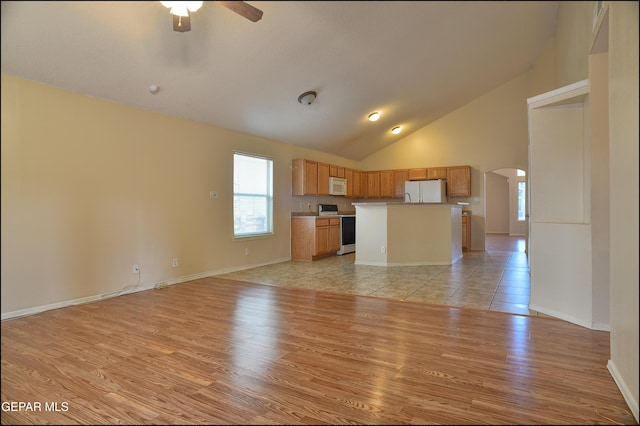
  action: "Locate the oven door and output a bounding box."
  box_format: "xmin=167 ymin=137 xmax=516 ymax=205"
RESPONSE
xmin=337 ymin=216 xmax=355 ymax=255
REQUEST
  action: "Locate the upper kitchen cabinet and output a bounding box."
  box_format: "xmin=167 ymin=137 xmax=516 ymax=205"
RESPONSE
xmin=393 ymin=169 xmax=409 ymax=198
xmin=365 ymin=171 xmax=381 ymax=198
xmin=345 ymin=168 xmax=362 ymax=198
xmin=317 ymin=162 xmax=330 ymax=196
xmin=292 ymin=159 xmax=318 ymax=195
xmin=329 ymin=164 xmax=346 ymax=178
xmin=380 ymin=170 xmax=395 ymax=198
xmin=408 ymin=168 xmax=428 ymax=180
xmin=352 ymin=169 xmax=362 ymax=198
xmin=446 ymin=166 xmax=471 ymax=197
xmin=345 ymin=168 xmax=353 ymax=197
xmin=427 ymin=167 xmax=448 ymax=180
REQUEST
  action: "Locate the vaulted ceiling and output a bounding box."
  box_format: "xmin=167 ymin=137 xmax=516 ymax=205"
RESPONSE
xmin=1 ymin=1 xmax=558 ymax=160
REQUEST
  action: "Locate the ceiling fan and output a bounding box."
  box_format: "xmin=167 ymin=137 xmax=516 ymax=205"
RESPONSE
xmin=161 ymin=1 xmax=263 ymax=33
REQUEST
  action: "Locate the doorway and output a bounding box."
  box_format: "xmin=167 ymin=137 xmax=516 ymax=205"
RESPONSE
xmin=484 ymin=168 xmax=528 ymax=253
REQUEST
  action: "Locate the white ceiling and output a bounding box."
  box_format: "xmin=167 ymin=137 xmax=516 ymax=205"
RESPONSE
xmin=1 ymin=1 xmax=558 ymax=161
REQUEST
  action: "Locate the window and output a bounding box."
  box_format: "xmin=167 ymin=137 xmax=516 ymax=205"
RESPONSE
xmin=517 ymin=181 xmax=526 ymax=221
xmin=233 ymin=153 xmax=273 ymax=238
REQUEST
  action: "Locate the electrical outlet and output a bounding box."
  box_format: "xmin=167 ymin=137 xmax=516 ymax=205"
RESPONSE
xmin=307 ymin=203 xmax=312 ymax=211
xmin=210 ymin=191 xmax=217 ymax=199
xmin=245 ymin=248 xmax=249 ymax=256
xmin=132 ymin=264 xmax=140 ymax=274
xmin=380 ymin=246 xmax=386 ymax=254
xmin=172 ymin=258 xmax=179 ymax=267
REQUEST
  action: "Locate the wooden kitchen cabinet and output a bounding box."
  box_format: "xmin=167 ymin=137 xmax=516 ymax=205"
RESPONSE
xmin=291 ymin=216 xmax=341 ymax=260
xmin=344 ymin=169 xmax=362 ymax=198
xmin=327 ymin=218 xmax=341 ymax=252
xmin=292 ymin=159 xmax=318 ymax=195
xmin=380 ymin=170 xmax=395 ymax=198
xmin=462 ymin=213 xmax=471 ymax=251
xmin=447 ymin=165 xmax=471 ymax=197
xmin=329 ymin=165 xmax=346 ymax=178
xmin=294 ymin=159 xmax=471 ymax=199
xmin=408 ymin=168 xmax=428 ymax=180
xmin=353 ymin=170 xmax=362 ymax=198
xmin=365 ymin=171 xmax=381 ymax=198
xmin=394 ymin=169 xmax=409 ymax=198
xmin=317 ymin=162 xmax=330 ymax=195
xmin=427 ymin=167 xmax=447 ymax=180
xmin=345 ymin=168 xmax=353 ymax=197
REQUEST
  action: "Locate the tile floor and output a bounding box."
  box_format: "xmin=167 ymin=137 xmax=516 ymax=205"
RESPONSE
xmin=217 ymin=234 xmax=536 ymax=316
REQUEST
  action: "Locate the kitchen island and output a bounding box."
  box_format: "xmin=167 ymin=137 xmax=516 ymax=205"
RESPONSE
xmin=353 ymin=202 xmax=463 ymax=266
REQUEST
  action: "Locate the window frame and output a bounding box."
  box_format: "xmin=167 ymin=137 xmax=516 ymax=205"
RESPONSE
xmin=232 ymin=151 xmax=274 ymax=239
xmin=517 ymin=180 xmax=526 ymax=222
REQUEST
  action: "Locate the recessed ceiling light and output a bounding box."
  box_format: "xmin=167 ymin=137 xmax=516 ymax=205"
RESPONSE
xmin=391 ymin=126 xmax=402 ymax=134
xmin=368 ymin=112 xmax=380 ymax=122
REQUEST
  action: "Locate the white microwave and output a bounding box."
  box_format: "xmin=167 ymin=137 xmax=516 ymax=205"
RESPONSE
xmin=329 ymin=177 xmax=347 ymax=196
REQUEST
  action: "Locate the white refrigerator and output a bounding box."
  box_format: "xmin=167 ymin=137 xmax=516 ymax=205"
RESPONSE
xmin=404 ymin=179 xmax=447 ymax=203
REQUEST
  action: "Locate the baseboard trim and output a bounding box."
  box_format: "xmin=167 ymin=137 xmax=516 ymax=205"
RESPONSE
xmin=1 ymin=257 xmax=292 ymax=321
xmin=528 ymin=303 xmax=594 ymax=330
xmin=608 ymin=359 xmax=639 ymax=423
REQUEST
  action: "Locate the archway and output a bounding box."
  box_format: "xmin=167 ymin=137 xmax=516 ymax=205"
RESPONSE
xmin=484 ymin=168 xmax=527 ymax=253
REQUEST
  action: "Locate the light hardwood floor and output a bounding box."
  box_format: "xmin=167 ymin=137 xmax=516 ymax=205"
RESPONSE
xmin=1 ymin=275 xmax=635 ymax=424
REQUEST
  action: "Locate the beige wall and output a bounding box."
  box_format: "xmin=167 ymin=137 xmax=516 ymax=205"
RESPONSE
xmin=555 ymin=1 xmax=592 ymax=87
xmin=360 ymin=71 xmax=537 ymax=251
xmin=486 ymin=169 xmax=527 ymax=236
xmin=530 ymin=38 xmax=557 ymax=97
xmin=485 ymin=172 xmax=509 ymax=234
xmin=589 ymin=51 xmax=610 ymax=330
xmin=607 ymin=1 xmax=639 ymax=420
xmin=546 ymin=2 xmax=638 ymax=417
xmin=0 ymin=74 xmax=358 ymax=316
xmin=1 ymin=1 xmax=637 ymax=418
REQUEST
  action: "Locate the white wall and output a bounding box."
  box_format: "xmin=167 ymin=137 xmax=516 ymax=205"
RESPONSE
xmin=527 ymin=82 xmax=593 ymax=329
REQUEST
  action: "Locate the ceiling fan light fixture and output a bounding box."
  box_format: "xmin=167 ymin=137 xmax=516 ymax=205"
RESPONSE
xmin=298 ymin=91 xmax=317 ymax=105
xmin=391 ymin=126 xmax=402 ymax=135
xmin=368 ymin=112 xmax=380 ymax=122
xmin=170 ymin=6 xmax=189 ymax=17
xmin=161 ymin=1 xmax=203 ymax=15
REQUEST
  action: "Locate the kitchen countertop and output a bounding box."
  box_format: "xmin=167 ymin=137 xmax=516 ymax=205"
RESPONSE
xmin=291 ymin=211 xmax=356 ymax=217
xmin=352 ymin=202 xmax=462 ymax=207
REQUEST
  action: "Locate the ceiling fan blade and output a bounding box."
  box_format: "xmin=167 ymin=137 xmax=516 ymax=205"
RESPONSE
xmin=217 ymin=1 xmax=263 ymax=22
xmin=173 ymin=14 xmax=191 ymax=32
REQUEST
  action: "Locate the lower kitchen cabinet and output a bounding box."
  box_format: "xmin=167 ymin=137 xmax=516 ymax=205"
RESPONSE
xmin=462 ymin=213 xmax=471 ymax=250
xmin=291 ymin=216 xmax=341 ymax=260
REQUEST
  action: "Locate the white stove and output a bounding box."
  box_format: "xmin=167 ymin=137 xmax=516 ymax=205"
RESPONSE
xmin=318 ymin=203 xmax=339 ymax=216
xmin=318 ymin=204 xmax=355 ymax=255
